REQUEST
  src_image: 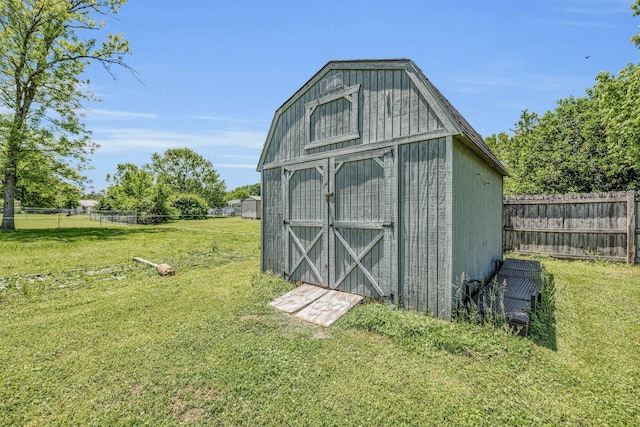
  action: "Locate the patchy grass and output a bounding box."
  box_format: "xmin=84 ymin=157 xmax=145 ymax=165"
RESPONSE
xmin=1 ymin=220 xmax=639 ymax=425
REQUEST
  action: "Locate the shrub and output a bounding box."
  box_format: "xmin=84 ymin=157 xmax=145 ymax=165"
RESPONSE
xmin=136 ymin=184 xmax=177 ymax=224
xmin=170 ymin=193 xmax=209 ymax=220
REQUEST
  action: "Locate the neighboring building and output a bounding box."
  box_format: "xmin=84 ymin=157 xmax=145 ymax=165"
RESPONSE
xmin=257 ymin=59 xmax=507 ymax=320
xmin=241 ymin=196 xmax=261 ymax=219
xmin=226 ymin=199 xmax=242 ymax=216
xmin=78 ymin=200 xmax=98 ymax=214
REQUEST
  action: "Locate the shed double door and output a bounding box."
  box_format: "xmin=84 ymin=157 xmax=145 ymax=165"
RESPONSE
xmin=283 ymin=149 xmax=395 ymax=299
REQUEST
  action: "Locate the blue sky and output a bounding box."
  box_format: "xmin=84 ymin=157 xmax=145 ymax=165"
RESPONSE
xmin=80 ymin=0 xmax=640 ymax=192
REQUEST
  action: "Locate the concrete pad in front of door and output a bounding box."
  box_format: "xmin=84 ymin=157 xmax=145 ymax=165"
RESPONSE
xmin=270 ymin=284 xmax=364 ymax=327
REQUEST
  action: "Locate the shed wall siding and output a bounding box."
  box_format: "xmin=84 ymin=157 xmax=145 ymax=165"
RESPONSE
xmin=398 ymin=137 xmax=452 ymax=318
xmin=451 ymin=138 xmax=503 ymax=300
xmin=262 ymin=168 xmax=284 ymax=274
xmin=263 ymin=68 xmax=445 ymax=166
xmin=259 ymin=61 xmax=505 ymax=321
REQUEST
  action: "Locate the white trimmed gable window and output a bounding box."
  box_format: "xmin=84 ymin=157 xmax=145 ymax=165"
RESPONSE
xmin=305 ymin=75 xmax=360 ymax=149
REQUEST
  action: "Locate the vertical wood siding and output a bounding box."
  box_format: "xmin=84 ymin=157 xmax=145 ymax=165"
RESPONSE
xmin=285 ymin=164 xmax=326 ymax=285
xmin=262 ymin=168 xmax=284 ymax=273
xmin=504 ymin=191 xmax=639 ymax=263
xmin=332 ymin=156 xmax=388 ymax=297
xmin=263 ymin=68 xmax=444 ymax=165
xmin=398 ymin=137 xmax=451 ymax=317
xmin=260 ymin=62 xmax=503 ymax=320
xmin=451 ymin=139 xmax=503 ymax=300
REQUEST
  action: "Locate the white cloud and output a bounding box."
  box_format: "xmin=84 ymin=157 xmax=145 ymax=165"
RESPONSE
xmin=217 ymin=153 xmax=261 ymax=160
xmin=192 ymin=115 xmax=252 ymax=123
xmin=216 ymin=163 xmax=258 ymax=169
xmin=92 ymin=127 xmax=266 ymax=153
xmin=85 ymin=108 xmax=158 ymax=120
xmin=452 ymin=73 xmax=593 ymax=94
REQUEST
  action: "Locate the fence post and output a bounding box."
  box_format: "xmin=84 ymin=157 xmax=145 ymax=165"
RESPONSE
xmin=627 ymin=191 xmax=636 ymax=265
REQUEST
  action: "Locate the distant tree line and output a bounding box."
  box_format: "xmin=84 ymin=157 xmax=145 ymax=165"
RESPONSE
xmin=96 ymin=147 xmax=260 ymax=224
xmin=97 ymin=148 xmax=226 ymax=224
xmin=225 ymin=183 xmax=260 ymax=202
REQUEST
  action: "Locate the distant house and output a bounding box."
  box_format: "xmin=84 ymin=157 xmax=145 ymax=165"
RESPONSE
xmin=241 ymin=196 xmax=261 ymax=219
xmin=78 ymin=200 xmax=98 ymax=214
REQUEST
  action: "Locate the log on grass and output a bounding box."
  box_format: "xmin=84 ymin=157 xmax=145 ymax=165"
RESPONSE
xmin=133 ymin=257 xmax=176 ymax=276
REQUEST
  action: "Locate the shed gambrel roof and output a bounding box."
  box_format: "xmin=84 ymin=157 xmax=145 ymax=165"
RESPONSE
xmin=257 ymin=59 xmax=507 ymax=176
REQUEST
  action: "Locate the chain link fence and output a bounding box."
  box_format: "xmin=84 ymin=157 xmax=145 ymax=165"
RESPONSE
xmin=2 ymin=208 xmax=219 ymax=228
xmin=89 ymin=210 xmax=138 ymax=225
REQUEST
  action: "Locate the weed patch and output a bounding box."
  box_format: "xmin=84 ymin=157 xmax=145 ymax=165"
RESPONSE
xmin=340 ymin=303 xmax=532 ymax=359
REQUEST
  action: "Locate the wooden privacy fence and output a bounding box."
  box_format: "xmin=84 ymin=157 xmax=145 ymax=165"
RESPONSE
xmin=503 ymin=191 xmax=638 ymax=264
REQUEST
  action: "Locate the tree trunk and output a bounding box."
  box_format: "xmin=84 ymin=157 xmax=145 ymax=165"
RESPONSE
xmin=1 ymin=171 xmax=16 ymax=230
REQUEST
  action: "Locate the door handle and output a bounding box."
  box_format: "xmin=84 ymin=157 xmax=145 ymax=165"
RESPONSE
xmin=382 ymin=222 xmax=394 ymax=229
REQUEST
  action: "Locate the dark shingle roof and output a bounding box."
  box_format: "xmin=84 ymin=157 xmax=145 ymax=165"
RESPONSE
xmin=409 ymin=61 xmax=508 ymax=175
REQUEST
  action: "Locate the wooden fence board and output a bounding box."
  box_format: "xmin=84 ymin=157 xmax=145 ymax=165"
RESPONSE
xmin=504 ymin=191 xmax=639 ymax=264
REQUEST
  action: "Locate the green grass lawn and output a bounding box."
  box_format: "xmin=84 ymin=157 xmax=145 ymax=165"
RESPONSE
xmin=1 ymin=217 xmax=639 ymax=425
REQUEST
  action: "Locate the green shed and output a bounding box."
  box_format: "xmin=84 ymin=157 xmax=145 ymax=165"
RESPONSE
xmin=257 ymin=59 xmax=507 ymax=319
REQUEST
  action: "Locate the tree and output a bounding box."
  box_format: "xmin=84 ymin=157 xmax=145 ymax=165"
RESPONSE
xmin=486 ymin=67 xmax=640 ymax=195
xmin=590 ymin=63 xmax=640 ymax=189
xmin=632 ymin=0 xmax=640 ymax=49
xmin=0 ymin=0 xmax=131 ymax=230
xmin=147 ymin=148 xmax=226 ymax=208
xmin=100 ymin=163 xmax=154 ymax=210
xmin=170 ymin=193 xmax=209 ymax=219
xmin=225 ymin=183 xmax=260 ymax=202
xmin=9 ymin=142 xmax=86 ymax=207
xmin=55 ymin=183 xmax=81 ymax=211
xmin=97 ymin=163 xmax=176 ymax=224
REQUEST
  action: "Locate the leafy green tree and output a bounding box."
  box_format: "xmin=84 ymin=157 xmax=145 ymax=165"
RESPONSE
xmin=135 ymin=184 xmax=176 ymax=225
xmin=0 ymin=0 xmax=131 ymax=230
xmin=632 ymin=0 xmax=640 ymax=49
xmin=225 ymin=183 xmax=260 ymax=202
xmin=147 ymin=148 xmax=226 ymax=208
xmin=487 ymin=69 xmax=640 ymax=195
xmin=170 ymin=193 xmax=209 ymax=219
xmin=103 ymin=163 xmax=154 ymax=208
xmin=55 ymin=183 xmax=81 ymax=211
xmin=11 ymin=145 xmax=86 ymax=207
xmin=590 ymin=63 xmax=640 ymax=190
xmin=97 ymin=164 xmax=176 ymax=224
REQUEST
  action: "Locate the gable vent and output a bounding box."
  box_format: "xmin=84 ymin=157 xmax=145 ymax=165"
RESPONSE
xmin=320 ymin=73 xmax=343 ymax=94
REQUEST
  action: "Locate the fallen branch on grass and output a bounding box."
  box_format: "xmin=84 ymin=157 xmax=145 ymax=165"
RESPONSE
xmin=133 ymin=257 xmax=175 ymax=276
